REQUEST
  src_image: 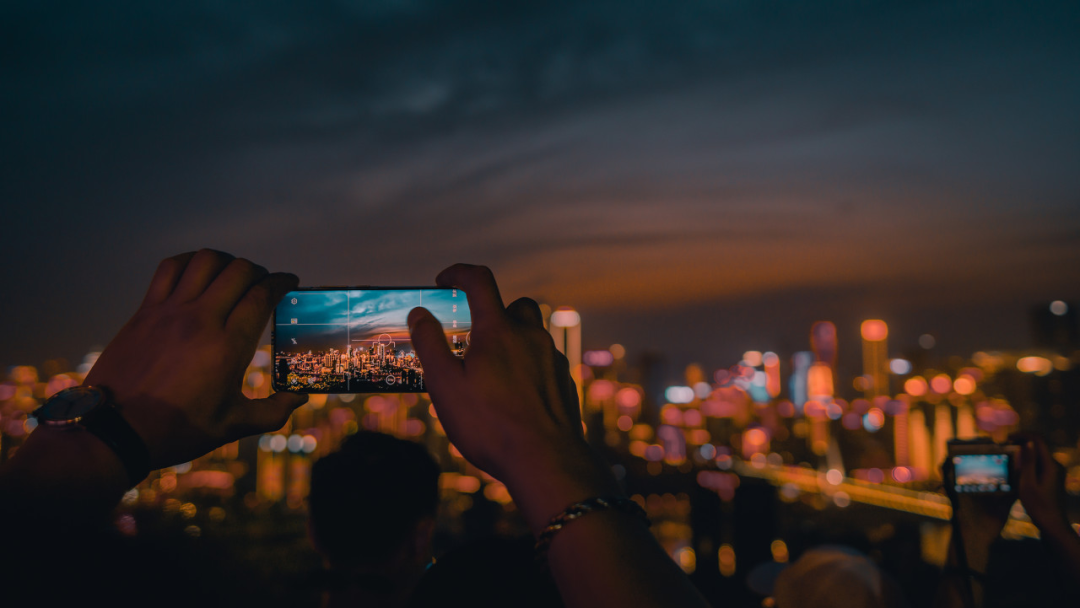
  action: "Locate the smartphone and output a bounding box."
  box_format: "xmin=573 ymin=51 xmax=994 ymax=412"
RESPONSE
xmin=271 ymin=288 xmax=470 ymax=393
xmin=947 ymin=439 xmax=1019 ymax=494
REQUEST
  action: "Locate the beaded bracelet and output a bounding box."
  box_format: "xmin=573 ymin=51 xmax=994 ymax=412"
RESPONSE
xmin=534 ymin=496 xmax=651 ymax=562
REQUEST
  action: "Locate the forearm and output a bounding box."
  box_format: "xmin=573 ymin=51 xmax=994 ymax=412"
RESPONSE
xmin=933 ymin=524 xmax=996 ymax=608
xmin=507 ymin=443 xmax=711 ymax=608
xmin=0 ymin=427 xmax=129 ymax=529
xmin=546 ymin=510 xmax=711 ymax=608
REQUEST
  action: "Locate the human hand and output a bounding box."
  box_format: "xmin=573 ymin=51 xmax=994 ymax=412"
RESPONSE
xmin=1016 ymin=434 xmax=1069 ymax=532
xmin=942 ymin=458 xmax=1013 ymax=550
xmin=407 ymin=264 xmax=619 ymax=532
xmin=84 ymin=249 xmax=307 ymax=469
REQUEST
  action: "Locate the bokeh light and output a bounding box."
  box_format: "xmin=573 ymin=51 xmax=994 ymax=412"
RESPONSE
xmin=860 ymin=319 xmax=888 ymax=341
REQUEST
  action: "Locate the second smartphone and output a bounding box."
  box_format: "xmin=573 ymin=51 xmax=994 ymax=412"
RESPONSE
xmin=271 ymin=287 xmax=471 ymax=393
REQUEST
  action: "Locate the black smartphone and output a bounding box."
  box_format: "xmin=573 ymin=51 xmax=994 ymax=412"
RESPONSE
xmin=947 ymin=439 xmax=1019 ymax=494
xmin=271 ymin=287 xmax=470 ymax=393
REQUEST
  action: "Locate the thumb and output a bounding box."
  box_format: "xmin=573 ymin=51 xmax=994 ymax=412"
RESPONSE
xmin=408 ymin=306 xmax=462 ymax=392
xmin=1020 ymin=441 xmax=1038 ymax=485
xmin=240 ymin=391 xmax=309 ymax=435
xmin=1034 ymin=439 xmax=1056 ymax=486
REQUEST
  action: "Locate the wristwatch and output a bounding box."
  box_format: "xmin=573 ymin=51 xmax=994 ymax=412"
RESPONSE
xmin=32 ymin=385 xmax=151 ymax=487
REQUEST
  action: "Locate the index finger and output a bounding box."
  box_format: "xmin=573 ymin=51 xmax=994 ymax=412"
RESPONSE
xmin=435 ymin=264 xmax=505 ymax=326
xmin=141 ymin=252 xmax=197 ymax=307
xmin=1033 ymin=438 xmax=1055 ymax=483
xmin=226 ymin=272 xmax=300 ymax=342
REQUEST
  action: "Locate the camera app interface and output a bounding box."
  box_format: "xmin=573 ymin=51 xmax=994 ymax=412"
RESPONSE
xmin=274 ymin=289 xmax=470 ymax=393
xmin=953 ymin=454 xmax=1010 ymax=493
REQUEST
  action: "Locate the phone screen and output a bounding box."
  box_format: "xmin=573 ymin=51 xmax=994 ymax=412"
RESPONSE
xmin=271 ymin=288 xmax=470 ymax=393
xmin=952 ymin=454 xmax=1012 ymax=493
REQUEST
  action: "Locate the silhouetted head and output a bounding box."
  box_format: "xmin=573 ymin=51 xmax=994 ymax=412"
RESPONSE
xmin=308 ymin=431 xmax=440 ymax=569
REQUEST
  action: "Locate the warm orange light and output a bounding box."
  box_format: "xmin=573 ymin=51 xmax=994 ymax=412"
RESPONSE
xmin=616 ymin=387 xmax=642 ymax=408
xmin=683 ymin=409 xmax=703 ymax=427
xmin=771 ymin=540 xmax=789 ymax=563
xmin=905 ymin=377 xmax=928 ymax=397
xmin=688 ymin=429 xmax=711 ymax=444
xmin=617 ymin=415 xmax=634 ymax=432
xmin=930 ymin=374 xmax=952 ymax=394
xmin=953 ymin=377 xmax=976 ymax=395
xmin=1017 ymin=356 xmax=1053 ymax=376
xmin=744 ymin=428 xmax=767 ymax=446
xmin=483 ymin=482 xmax=512 ymax=504
xmin=764 ymin=353 xmax=781 ymax=398
xmin=675 ymin=547 xmax=696 ymax=573
xmin=718 ymin=544 xmax=736 ymax=577
xmin=246 ymin=371 xmax=265 ymax=389
xmin=861 ymin=319 xmax=888 ymax=341
xmin=589 ymin=380 xmax=616 ymax=401
xmin=661 ymin=404 xmax=683 ymax=426
xmin=456 ymin=476 xmax=481 ymax=493
xmin=404 ymin=419 xmax=425 ymax=437
xmin=865 ymin=408 xmax=885 ymax=430
xmin=804 ymin=400 xmax=826 ymax=418
xmin=807 ymin=363 xmax=834 ymax=398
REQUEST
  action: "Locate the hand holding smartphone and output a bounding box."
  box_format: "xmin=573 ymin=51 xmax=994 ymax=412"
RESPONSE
xmin=271 ymin=287 xmax=471 ymax=393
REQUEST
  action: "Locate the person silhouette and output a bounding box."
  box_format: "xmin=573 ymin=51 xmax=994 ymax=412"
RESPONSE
xmin=307 ymin=431 xmax=441 ymax=608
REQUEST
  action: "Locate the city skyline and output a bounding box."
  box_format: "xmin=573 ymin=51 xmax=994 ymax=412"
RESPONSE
xmin=3 ymin=3 xmax=1079 ymax=604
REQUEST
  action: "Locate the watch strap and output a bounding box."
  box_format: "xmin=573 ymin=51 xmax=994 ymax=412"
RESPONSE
xmin=80 ymin=404 xmax=151 ymax=487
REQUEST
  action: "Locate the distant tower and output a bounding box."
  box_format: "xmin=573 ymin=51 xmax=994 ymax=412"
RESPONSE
xmin=910 ymin=408 xmax=931 ymax=477
xmin=550 ymin=307 xmax=583 ymax=411
xmin=860 ymin=320 xmax=889 ymax=399
xmin=807 ymin=322 xmax=837 ymax=458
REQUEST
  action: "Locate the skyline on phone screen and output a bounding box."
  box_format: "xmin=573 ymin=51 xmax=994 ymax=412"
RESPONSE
xmin=273 ymin=289 xmax=470 ymax=393
xmin=953 ymin=454 xmax=1011 ymax=493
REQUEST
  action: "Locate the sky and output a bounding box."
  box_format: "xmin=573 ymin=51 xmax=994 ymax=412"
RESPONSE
xmin=3 ymin=0 xmax=1079 ymax=383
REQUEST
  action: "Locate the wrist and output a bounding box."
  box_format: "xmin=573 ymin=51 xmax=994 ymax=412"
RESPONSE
xmin=4 ymin=425 xmax=129 ymax=498
xmin=501 ymin=440 xmax=623 ymax=535
xmin=1034 ymin=515 xmax=1077 ymax=539
xmin=1025 ymin=506 xmax=1071 ymax=533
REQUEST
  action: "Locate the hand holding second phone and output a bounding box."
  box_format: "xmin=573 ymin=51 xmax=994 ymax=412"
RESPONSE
xmin=407 ymin=264 xmax=620 ymax=533
xmin=83 ymin=249 xmax=308 ymax=469
xmin=1016 ymin=435 xmax=1070 ymax=532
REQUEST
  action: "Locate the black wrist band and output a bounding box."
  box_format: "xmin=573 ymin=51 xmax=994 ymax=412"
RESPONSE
xmin=81 ymin=404 xmax=151 ymax=487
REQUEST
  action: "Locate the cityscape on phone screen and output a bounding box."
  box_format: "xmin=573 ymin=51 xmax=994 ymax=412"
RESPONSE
xmin=952 ymin=454 xmax=1011 ymax=493
xmin=274 ymin=289 xmax=470 ymax=393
